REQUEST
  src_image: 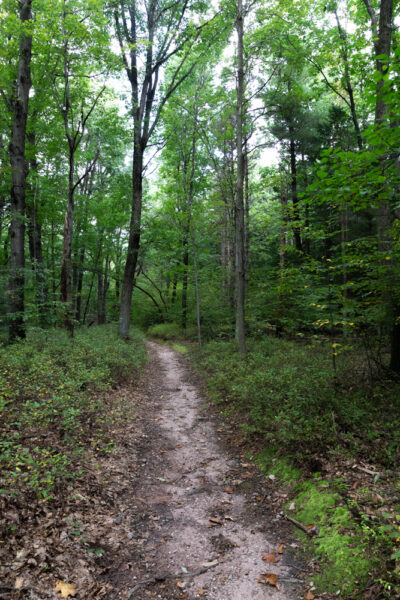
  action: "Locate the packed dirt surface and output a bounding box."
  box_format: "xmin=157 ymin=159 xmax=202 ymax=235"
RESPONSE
xmin=105 ymin=342 xmax=305 ymax=599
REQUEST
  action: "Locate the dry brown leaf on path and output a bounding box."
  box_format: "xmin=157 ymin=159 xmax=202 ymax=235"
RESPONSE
xmin=55 ymin=580 xmax=77 ymax=598
xmin=305 ymin=591 xmax=315 ymax=600
xmin=262 ymin=553 xmax=280 ymax=563
xmin=277 ymin=543 xmax=284 ymax=554
xmin=209 ymin=517 xmax=223 ymax=525
xmin=260 ymin=573 xmax=280 ymax=590
xmin=14 ymin=577 xmax=24 ymax=590
xmin=223 ymin=486 xmax=233 ymax=494
xmin=198 ymin=590 xmax=205 ymax=596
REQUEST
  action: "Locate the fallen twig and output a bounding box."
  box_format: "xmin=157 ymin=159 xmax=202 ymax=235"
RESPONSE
xmin=355 ymin=465 xmax=390 ymax=478
xmin=126 ymin=561 xmax=221 ymax=598
xmin=285 ymin=515 xmax=318 ymax=536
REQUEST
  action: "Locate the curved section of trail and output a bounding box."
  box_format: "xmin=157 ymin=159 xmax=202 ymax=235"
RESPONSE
xmin=114 ymin=342 xmax=303 ymax=599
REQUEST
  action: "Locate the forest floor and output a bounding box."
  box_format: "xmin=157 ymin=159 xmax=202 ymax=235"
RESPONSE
xmin=1 ymin=341 xmax=310 ymax=600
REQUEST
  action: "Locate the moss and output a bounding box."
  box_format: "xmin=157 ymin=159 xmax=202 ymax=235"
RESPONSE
xmin=255 ymin=450 xmax=302 ymax=485
xmin=293 ymin=483 xmax=371 ymax=595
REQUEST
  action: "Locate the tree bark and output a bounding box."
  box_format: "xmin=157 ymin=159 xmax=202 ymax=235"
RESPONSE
xmin=363 ymin=0 xmax=398 ymax=371
xmin=181 ymin=231 xmax=189 ymax=331
xmin=8 ymin=0 xmax=32 ymax=342
xmin=118 ymin=147 xmax=143 ymax=336
xmin=26 ymin=131 xmax=48 ymax=326
xmin=192 ymin=232 xmax=201 ymax=347
xmin=235 ymin=0 xmax=246 ymax=356
xmin=289 ymin=124 xmax=302 ymax=253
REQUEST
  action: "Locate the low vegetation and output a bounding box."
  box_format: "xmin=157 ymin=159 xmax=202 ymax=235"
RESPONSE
xmin=0 ymin=324 xmax=146 ymax=502
xmin=192 ymin=336 xmax=400 ymax=598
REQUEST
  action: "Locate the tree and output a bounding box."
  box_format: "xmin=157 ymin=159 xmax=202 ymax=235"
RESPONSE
xmin=8 ymin=0 xmax=33 ymax=341
xmin=235 ymin=0 xmax=246 ymax=355
xmin=113 ymin=0 xmax=221 ymax=337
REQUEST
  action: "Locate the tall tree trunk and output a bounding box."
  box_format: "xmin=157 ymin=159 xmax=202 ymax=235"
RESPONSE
xmin=192 ymin=232 xmax=201 ymax=347
xmin=118 ymin=147 xmax=143 ymax=337
xmin=244 ymin=147 xmax=250 ymax=292
xmin=235 ymin=0 xmax=246 ymax=356
xmin=60 ymin=148 xmax=75 ymax=336
xmin=171 ymin=273 xmax=177 ymax=305
xmin=289 ymin=124 xmax=302 ymax=253
xmin=8 ymin=0 xmax=32 ymax=342
xmin=97 ymin=258 xmax=105 ymax=325
xmin=26 ymin=131 xmax=48 ymax=326
xmin=363 ymin=0 xmax=398 ymax=371
xmin=181 ymin=232 xmax=189 ymax=331
xmin=75 ymin=245 xmax=85 ymax=322
xmin=0 ymin=196 xmax=5 ymax=252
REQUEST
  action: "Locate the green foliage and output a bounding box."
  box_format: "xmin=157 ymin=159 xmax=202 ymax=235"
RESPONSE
xmin=193 ymin=336 xmax=400 ymax=466
xmin=0 ymin=325 xmax=146 ymax=500
xmin=147 ymin=322 xmax=184 ymax=340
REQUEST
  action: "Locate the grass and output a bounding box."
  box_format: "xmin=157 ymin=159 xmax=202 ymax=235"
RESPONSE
xmin=0 ymin=324 xmax=147 ymax=501
xmin=191 ymin=335 xmax=400 ymax=598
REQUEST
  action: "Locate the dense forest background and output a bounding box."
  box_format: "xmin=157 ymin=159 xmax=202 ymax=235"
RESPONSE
xmin=2 ymin=0 xmax=400 ymax=597
xmin=1 ymin=0 xmax=399 ymax=363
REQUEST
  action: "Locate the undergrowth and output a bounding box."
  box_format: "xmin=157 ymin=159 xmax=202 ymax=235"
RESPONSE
xmin=192 ymin=336 xmax=400 ymax=598
xmin=0 ymin=324 xmax=146 ymax=501
xmin=193 ymin=336 xmax=400 ymax=466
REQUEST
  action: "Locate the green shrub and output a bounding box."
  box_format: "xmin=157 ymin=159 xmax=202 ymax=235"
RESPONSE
xmin=147 ymin=322 xmax=183 ymax=340
xmin=0 ymin=324 xmax=146 ymax=500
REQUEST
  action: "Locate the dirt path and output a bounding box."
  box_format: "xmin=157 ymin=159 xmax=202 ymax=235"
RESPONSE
xmin=106 ymin=343 xmax=304 ymax=599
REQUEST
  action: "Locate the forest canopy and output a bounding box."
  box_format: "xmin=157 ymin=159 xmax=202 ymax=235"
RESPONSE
xmin=1 ymin=0 xmax=399 ymax=375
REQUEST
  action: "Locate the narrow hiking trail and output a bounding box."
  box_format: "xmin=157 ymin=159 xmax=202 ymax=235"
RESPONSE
xmin=106 ymin=342 xmax=304 ymax=599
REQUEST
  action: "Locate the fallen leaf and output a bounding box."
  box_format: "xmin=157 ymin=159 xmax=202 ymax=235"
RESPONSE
xmin=224 ymin=515 xmax=234 ymax=521
xmin=261 ymin=573 xmax=280 ymax=590
xmin=55 ymin=581 xmax=77 ymax=598
xmin=160 ymin=450 xmax=167 ymax=454
xmin=277 ymin=543 xmax=284 ymax=554
xmin=177 ymin=580 xmax=184 ymax=589
xmin=14 ymin=577 xmax=24 ymax=590
xmin=209 ymin=518 xmax=223 ymax=525
xmin=262 ymin=553 xmax=280 ymax=563
xmin=224 ymin=487 xmax=233 ymax=494
xmin=198 ymin=590 xmax=205 ymax=596
xmin=176 ymin=444 xmax=182 ymax=448
xmin=305 ymin=591 xmax=315 ymax=600
xmin=307 ymin=524 xmax=314 ymax=529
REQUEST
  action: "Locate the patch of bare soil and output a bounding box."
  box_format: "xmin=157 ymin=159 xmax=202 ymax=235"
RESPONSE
xmin=1 ymin=342 xmax=307 ymax=600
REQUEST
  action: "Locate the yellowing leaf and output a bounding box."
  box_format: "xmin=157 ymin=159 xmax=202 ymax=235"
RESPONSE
xmin=55 ymin=581 xmax=77 ymax=598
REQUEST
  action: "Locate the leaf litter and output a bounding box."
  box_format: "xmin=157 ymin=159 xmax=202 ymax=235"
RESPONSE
xmin=1 ymin=342 xmax=306 ymax=599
